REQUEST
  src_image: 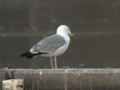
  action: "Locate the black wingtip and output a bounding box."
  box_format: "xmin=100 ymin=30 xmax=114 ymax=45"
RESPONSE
xmin=19 ymin=51 xmax=34 ymax=59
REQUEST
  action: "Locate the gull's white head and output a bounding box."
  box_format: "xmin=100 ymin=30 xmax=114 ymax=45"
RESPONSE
xmin=57 ymin=25 xmax=74 ymax=37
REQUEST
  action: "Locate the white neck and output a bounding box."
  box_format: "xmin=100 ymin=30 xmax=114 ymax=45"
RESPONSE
xmin=57 ymin=32 xmax=70 ymax=45
xmin=57 ymin=31 xmax=68 ymax=37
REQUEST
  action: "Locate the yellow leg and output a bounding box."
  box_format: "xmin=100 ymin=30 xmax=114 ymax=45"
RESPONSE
xmin=54 ymin=56 xmax=57 ymax=69
xmin=50 ymin=57 xmax=54 ymax=69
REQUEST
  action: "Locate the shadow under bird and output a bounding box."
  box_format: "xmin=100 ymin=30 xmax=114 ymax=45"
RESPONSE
xmin=20 ymin=25 xmax=74 ymax=69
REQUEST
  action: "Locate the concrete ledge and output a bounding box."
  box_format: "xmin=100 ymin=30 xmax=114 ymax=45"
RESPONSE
xmin=0 ymin=68 xmax=120 ymax=90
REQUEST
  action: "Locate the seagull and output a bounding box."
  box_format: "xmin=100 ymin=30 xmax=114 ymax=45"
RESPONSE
xmin=20 ymin=25 xmax=74 ymax=69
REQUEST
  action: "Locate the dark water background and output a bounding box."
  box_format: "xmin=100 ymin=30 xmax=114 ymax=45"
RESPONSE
xmin=0 ymin=0 xmax=120 ymax=68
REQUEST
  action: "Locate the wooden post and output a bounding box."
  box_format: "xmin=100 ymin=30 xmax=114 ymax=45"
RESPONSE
xmin=2 ymin=79 xmax=24 ymax=90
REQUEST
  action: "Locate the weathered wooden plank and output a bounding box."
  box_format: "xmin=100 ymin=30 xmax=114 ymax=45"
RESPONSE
xmin=2 ymin=79 xmax=24 ymax=90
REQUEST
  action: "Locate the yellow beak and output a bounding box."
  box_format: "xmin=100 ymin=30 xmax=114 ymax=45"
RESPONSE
xmin=69 ymin=33 xmax=74 ymax=37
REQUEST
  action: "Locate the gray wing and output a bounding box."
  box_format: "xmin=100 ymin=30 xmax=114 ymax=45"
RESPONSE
xmin=31 ymin=34 xmax=66 ymax=53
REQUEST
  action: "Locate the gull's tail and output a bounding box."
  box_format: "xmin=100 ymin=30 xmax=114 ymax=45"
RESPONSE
xmin=19 ymin=51 xmax=47 ymax=59
xmin=19 ymin=51 xmax=35 ymax=59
